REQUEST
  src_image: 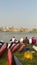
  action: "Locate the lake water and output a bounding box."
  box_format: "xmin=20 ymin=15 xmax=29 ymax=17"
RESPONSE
xmin=0 ymin=32 xmax=37 ymax=42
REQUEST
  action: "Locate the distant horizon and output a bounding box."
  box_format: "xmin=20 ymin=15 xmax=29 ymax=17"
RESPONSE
xmin=0 ymin=0 xmax=37 ymax=29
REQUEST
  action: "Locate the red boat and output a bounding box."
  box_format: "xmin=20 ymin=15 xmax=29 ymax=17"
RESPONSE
xmin=18 ymin=44 xmax=25 ymax=52
xmin=7 ymin=48 xmax=22 ymax=65
xmin=12 ymin=44 xmax=19 ymax=53
xmin=0 ymin=43 xmax=7 ymax=55
xmin=7 ymin=49 xmax=12 ymax=65
xmin=11 ymin=44 xmax=16 ymax=50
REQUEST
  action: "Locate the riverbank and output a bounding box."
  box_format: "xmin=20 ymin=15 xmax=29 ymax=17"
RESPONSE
xmin=0 ymin=26 xmax=37 ymax=33
xmin=0 ymin=26 xmax=30 ymax=32
xmin=0 ymin=44 xmax=37 ymax=65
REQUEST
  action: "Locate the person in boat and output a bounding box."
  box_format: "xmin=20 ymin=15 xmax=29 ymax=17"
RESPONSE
xmin=29 ymin=37 xmax=36 ymax=44
xmin=20 ymin=37 xmax=24 ymax=44
xmin=7 ymin=36 xmax=18 ymax=48
xmin=23 ymin=37 xmax=29 ymax=44
xmin=12 ymin=36 xmax=19 ymax=44
xmin=29 ymin=38 xmax=32 ymax=44
xmin=32 ymin=37 xmax=36 ymax=44
xmin=0 ymin=40 xmax=4 ymax=48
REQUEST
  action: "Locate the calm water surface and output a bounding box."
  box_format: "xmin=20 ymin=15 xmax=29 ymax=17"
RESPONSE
xmin=0 ymin=32 xmax=37 ymax=42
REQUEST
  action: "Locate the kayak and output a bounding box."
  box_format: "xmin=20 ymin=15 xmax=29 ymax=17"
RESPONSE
xmin=7 ymin=48 xmax=12 ymax=65
xmin=11 ymin=44 xmax=16 ymax=50
xmin=12 ymin=44 xmax=19 ymax=53
xmin=18 ymin=44 xmax=25 ymax=52
xmin=7 ymin=48 xmax=22 ymax=65
xmin=0 ymin=43 xmax=7 ymax=55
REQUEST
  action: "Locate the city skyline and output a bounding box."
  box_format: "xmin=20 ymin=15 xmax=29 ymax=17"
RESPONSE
xmin=0 ymin=0 xmax=37 ymax=29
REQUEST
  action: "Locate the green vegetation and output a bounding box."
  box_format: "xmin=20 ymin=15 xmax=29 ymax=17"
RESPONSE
xmin=0 ymin=44 xmax=37 ymax=65
xmin=30 ymin=28 xmax=37 ymax=33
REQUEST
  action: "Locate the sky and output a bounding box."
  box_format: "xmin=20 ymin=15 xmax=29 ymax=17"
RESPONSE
xmin=0 ymin=0 xmax=37 ymax=29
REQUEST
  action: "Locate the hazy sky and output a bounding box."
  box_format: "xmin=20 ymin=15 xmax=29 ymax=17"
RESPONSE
xmin=0 ymin=0 xmax=37 ymax=29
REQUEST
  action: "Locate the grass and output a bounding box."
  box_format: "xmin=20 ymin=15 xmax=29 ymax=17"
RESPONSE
xmin=0 ymin=44 xmax=37 ymax=65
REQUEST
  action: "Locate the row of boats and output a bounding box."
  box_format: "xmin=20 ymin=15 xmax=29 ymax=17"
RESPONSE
xmin=0 ymin=36 xmax=37 ymax=55
xmin=0 ymin=39 xmax=25 ymax=65
xmin=0 ymin=36 xmax=37 ymax=65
